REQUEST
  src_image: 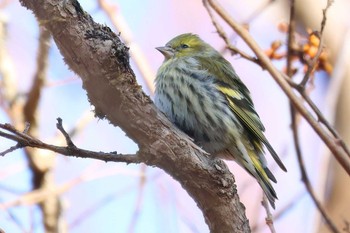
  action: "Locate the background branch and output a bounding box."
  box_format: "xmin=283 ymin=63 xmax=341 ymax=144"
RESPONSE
xmin=285 ymin=1 xmax=340 ymax=232
xmin=21 ymin=27 xmax=62 ymax=233
xmin=97 ymin=0 xmax=155 ymax=94
xmin=203 ymin=0 xmax=259 ymax=65
xmin=291 ymin=108 xmax=340 ymax=233
xmin=206 ymin=0 xmax=350 ymax=176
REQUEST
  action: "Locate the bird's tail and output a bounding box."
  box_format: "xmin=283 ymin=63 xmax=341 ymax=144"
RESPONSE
xmin=227 ymin=143 xmax=278 ymax=209
xmin=246 ymin=147 xmax=277 ymax=209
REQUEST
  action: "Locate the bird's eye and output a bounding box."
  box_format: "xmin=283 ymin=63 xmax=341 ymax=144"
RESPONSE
xmin=180 ymin=44 xmax=189 ymax=49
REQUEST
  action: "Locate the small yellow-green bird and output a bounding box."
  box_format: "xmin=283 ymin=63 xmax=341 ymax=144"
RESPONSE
xmin=154 ymin=33 xmax=287 ymax=208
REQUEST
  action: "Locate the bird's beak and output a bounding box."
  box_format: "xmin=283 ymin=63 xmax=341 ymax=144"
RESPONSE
xmin=156 ymin=46 xmax=175 ymax=59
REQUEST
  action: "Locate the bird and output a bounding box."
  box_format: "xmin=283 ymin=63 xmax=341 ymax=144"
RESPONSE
xmin=154 ymin=33 xmax=287 ymax=208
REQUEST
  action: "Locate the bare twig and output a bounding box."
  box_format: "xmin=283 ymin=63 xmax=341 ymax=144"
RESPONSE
xmin=0 ymin=122 xmax=29 ymax=156
xmin=284 ymin=4 xmax=326 ymax=232
xmin=292 ymin=0 xmax=350 ymax=159
xmin=285 ymin=2 xmax=339 ymax=231
xmin=261 ymin=195 xmax=276 ymax=233
xmin=0 ymin=120 xmax=141 ymax=164
xmin=205 ymin=0 xmax=350 ymax=175
xmin=298 ymin=31 xmax=323 ymax=89
xmin=321 ymin=0 xmax=334 ymax=34
xmin=279 ymin=69 xmax=350 ymax=159
xmin=0 ymin=141 xmax=24 ymax=156
xmin=286 ymin=0 xmax=296 ymax=78
xmin=300 ymin=92 xmax=350 ymax=156
xmin=252 ymin=191 xmax=306 ymax=232
xmin=56 ymin=117 xmax=76 ymax=148
xmin=203 ymin=0 xmax=259 ymax=65
xmin=291 ymin=107 xmax=341 ymax=233
xmin=299 ymin=0 xmax=333 ymax=89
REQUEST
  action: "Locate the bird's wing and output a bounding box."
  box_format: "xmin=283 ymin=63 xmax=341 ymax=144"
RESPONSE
xmin=198 ymin=55 xmax=287 ymax=172
xmin=216 ymin=80 xmax=287 ymax=172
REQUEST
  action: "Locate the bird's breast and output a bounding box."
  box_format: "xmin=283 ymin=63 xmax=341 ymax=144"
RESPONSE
xmin=154 ymin=64 xmax=243 ymax=153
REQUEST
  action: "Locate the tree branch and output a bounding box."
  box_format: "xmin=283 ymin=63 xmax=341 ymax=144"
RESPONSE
xmin=286 ymin=0 xmax=296 ymax=78
xmin=298 ymin=31 xmax=324 ymax=89
xmin=291 ymin=108 xmax=341 ymax=233
xmin=285 ymin=2 xmax=340 ymax=231
xmin=261 ymin=195 xmax=276 ymax=233
xmin=0 ymin=121 xmax=141 ymax=164
xmin=206 ymin=0 xmax=350 ymax=175
xmin=203 ymin=0 xmax=259 ymax=65
xmin=15 ymin=0 xmax=251 ymax=232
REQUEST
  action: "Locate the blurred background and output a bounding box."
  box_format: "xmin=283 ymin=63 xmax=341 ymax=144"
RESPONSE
xmin=0 ymin=0 xmax=349 ymax=232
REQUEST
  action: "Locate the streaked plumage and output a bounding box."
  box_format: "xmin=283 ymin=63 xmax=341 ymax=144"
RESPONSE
xmin=154 ymin=33 xmax=286 ymax=208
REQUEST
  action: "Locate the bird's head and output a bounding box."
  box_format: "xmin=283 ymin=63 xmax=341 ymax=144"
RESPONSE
xmin=156 ymin=33 xmax=214 ymax=60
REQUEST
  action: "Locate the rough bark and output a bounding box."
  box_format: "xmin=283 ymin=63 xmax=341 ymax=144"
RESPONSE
xmin=18 ymin=0 xmax=251 ymax=232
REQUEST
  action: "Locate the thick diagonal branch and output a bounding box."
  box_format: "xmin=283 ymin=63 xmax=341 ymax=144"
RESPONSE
xmin=17 ymin=0 xmax=251 ymax=232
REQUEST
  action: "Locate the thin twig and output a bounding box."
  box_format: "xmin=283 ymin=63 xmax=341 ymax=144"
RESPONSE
xmin=286 ymin=0 xmax=296 ymax=78
xmin=298 ymin=31 xmax=323 ymax=89
xmin=280 ymin=69 xmax=350 ymax=159
xmin=204 ymin=1 xmax=349 ymax=227
xmin=203 ymin=0 xmax=259 ymax=65
xmin=285 ymin=2 xmax=339 ymax=231
xmin=261 ymin=195 xmax=276 ymax=233
xmin=291 ymin=107 xmax=341 ymax=233
xmin=280 ymin=3 xmax=341 ymax=232
xmin=206 ymin=0 xmax=350 ymax=175
xmin=252 ymin=191 xmax=306 ymax=232
xmin=298 ymin=0 xmax=333 ymax=89
xmin=0 ymin=142 xmax=24 ymax=156
xmin=0 ymin=123 xmax=30 ymax=156
xmin=0 ymin=121 xmax=141 ymax=164
xmin=300 ymin=92 xmax=350 ymax=157
xmin=56 ymin=117 xmax=76 ymax=148
xmin=321 ymin=0 xmax=334 ymax=34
